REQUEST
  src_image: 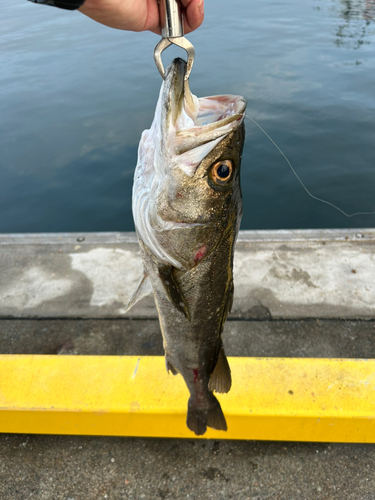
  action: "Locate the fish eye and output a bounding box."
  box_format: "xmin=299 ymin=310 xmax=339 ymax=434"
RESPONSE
xmin=210 ymin=160 xmax=233 ymax=186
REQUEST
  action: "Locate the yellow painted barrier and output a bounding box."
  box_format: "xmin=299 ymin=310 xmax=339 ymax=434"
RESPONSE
xmin=0 ymin=355 xmax=375 ymax=442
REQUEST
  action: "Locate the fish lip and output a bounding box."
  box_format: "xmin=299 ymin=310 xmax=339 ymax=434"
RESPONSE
xmin=164 ymin=57 xmax=186 ymax=83
xmin=164 ymin=58 xmax=186 ymax=125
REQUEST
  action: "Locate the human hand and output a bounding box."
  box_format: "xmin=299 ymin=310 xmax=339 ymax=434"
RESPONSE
xmin=79 ymin=0 xmax=204 ymax=34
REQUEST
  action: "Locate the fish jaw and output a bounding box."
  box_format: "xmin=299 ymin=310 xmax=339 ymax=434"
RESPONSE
xmin=132 ymin=58 xmax=247 ymax=270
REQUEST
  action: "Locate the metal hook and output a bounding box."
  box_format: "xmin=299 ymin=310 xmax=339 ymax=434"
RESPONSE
xmin=154 ymin=36 xmax=195 ymax=81
xmin=154 ymin=0 xmax=195 ymax=80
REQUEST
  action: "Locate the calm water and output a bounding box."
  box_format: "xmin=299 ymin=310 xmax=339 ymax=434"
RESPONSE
xmin=1 ymin=0 xmax=375 ymax=232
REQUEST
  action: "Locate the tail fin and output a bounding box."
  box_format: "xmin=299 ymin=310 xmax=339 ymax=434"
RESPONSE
xmin=186 ymin=393 xmax=227 ymax=436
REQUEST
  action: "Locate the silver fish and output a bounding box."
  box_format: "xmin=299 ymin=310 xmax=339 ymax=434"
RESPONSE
xmin=128 ymin=58 xmax=246 ymax=435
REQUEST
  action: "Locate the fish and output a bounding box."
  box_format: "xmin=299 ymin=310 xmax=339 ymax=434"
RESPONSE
xmin=127 ymin=57 xmax=246 ymax=435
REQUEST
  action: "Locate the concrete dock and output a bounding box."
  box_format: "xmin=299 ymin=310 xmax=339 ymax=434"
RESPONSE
xmin=1 ymin=229 xmax=375 ymax=499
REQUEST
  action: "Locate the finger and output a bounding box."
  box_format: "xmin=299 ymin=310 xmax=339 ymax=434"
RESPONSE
xmin=181 ymin=0 xmax=204 ymax=34
xmin=145 ymin=0 xmax=162 ymax=34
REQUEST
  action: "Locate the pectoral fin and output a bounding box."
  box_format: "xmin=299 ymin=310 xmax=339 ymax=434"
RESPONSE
xmin=165 ymin=358 xmax=179 ymax=375
xmin=125 ymin=273 xmax=153 ymax=312
xmin=208 ymin=347 xmax=232 ymax=394
xmin=158 ymin=264 xmax=190 ymax=321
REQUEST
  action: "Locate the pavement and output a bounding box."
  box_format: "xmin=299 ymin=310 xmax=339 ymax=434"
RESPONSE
xmin=1 ymin=230 xmax=375 ymax=499
xmin=1 ymin=229 xmax=375 ymax=320
xmin=1 ymin=317 xmax=375 ymax=500
xmin=3 ymin=433 xmax=375 ymax=500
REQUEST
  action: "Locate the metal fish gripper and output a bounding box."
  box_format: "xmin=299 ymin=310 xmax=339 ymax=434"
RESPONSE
xmin=154 ymin=0 xmax=195 ymax=80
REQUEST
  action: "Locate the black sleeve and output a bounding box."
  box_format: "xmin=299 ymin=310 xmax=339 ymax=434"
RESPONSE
xmin=27 ymin=0 xmax=85 ymax=10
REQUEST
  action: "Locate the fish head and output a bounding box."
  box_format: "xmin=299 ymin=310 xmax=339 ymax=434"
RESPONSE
xmin=133 ymin=58 xmax=246 ymax=270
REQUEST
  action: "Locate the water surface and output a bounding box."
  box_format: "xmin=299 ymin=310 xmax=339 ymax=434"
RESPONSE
xmin=1 ymin=0 xmax=375 ymax=232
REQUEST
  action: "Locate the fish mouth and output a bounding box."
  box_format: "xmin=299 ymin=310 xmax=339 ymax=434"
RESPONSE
xmin=164 ymin=58 xmax=187 ymax=126
xmin=164 ymin=58 xmax=246 ymax=154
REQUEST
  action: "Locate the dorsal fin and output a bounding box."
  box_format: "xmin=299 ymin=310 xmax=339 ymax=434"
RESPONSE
xmin=125 ymin=273 xmax=153 ymax=312
xmin=158 ymin=264 xmax=190 ymax=321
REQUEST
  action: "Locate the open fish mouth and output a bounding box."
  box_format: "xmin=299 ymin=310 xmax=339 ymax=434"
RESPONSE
xmin=132 ymin=57 xmax=246 ymax=270
xmin=164 ymin=58 xmax=246 ymax=158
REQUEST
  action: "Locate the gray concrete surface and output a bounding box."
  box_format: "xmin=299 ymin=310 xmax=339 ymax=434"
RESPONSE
xmin=1 ymin=318 xmax=375 ymax=359
xmin=1 ymin=318 xmax=375 ymax=499
xmin=1 ymin=434 xmax=375 ymax=500
xmin=1 ymin=229 xmax=375 ymax=319
xmin=1 ymin=230 xmax=375 ymax=499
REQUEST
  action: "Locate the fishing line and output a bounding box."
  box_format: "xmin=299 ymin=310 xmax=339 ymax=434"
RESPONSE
xmin=244 ymin=114 xmax=375 ymax=218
